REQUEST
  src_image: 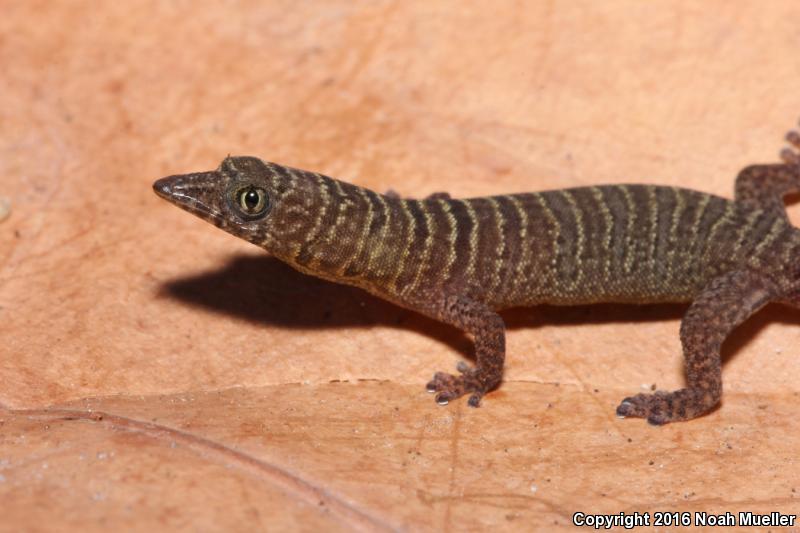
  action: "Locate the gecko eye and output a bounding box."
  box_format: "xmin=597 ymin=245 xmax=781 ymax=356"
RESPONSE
xmin=234 ymin=186 xmax=270 ymax=218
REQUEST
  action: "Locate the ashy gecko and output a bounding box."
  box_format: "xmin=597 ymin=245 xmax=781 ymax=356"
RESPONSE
xmin=153 ymin=124 xmax=800 ymax=425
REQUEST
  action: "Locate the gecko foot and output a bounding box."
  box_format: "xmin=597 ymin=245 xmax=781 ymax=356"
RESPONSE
xmin=615 ymin=388 xmax=718 ymax=425
xmin=615 ymin=391 xmax=674 ymax=425
xmin=426 ymin=362 xmax=485 ymax=407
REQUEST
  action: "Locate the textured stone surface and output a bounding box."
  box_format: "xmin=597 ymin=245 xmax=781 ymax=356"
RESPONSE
xmin=3 ymin=1 xmax=800 ymax=530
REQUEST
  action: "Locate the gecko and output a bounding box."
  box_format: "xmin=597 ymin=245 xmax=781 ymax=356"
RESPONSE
xmin=153 ymin=123 xmax=800 ymax=425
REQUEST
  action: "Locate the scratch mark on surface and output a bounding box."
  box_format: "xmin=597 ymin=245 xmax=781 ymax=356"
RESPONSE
xmin=13 ymin=408 xmax=396 ymax=533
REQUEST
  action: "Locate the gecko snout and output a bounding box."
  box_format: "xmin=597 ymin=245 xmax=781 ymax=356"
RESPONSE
xmin=152 ymin=177 xmax=174 ymax=199
xmin=152 ymin=171 xmax=220 ymax=200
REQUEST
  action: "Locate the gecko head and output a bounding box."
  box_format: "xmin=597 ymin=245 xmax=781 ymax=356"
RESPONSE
xmin=153 ymin=156 xmax=327 ymax=258
xmin=154 ymin=155 xmax=270 ymax=227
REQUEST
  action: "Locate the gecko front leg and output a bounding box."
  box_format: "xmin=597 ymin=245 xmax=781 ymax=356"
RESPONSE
xmin=616 ymin=269 xmax=777 ymax=425
xmin=417 ymin=293 xmax=505 ymax=407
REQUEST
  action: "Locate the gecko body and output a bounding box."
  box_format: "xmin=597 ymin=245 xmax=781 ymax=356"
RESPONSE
xmin=154 ymin=126 xmax=800 ymax=424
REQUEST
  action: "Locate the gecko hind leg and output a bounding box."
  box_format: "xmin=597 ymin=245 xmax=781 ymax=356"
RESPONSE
xmin=734 ymin=124 xmax=800 ymax=220
xmin=616 ymin=270 xmax=776 ymax=425
xmin=422 ymin=293 xmax=505 ymax=407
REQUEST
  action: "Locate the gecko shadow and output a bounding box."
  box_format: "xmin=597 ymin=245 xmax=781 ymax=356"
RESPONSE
xmin=161 ymin=254 xmax=473 ymax=358
xmin=162 ymin=254 xmax=800 ymax=368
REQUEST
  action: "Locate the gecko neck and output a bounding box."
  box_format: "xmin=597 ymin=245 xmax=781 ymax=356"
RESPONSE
xmin=267 ymin=170 xmax=406 ymax=296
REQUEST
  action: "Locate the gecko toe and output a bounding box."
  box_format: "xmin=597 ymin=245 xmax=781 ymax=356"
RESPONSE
xmin=787 ymin=130 xmax=800 ymax=149
xmin=467 ymin=393 xmax=483 ymax=407
xmin=780 ymin=148 xmax=800 ymax=165
xmin=427 ymin=371 xmax=455 ymax=391
xmin=615 ymin=399 xmax=636 ymax=418
xmin=456 ymin=361 xmax=473 ymax=374
xmin=434 ymin=386 xmax=463 ymax=405
xmin=647 ymin=413 xmax=669 ymax=426
xmin=782 ymin=130 xmax=800 ymax=165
